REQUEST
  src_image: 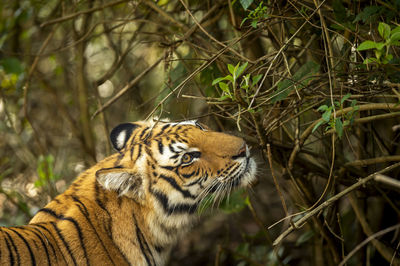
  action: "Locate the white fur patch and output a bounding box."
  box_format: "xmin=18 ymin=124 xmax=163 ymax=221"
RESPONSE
xmin=116 ymin=130 xmax=127 ymax=150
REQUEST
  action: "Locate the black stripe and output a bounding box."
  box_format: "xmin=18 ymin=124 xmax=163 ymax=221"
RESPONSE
xmin=181 ymin=171 xmax=195 ymax=179
xmin=170 ymin=154 xmax=179 ymax=159
xmin=33 ymin=223 xmax=66 ymax=264
xmin=161 ymin=124 xmax=170 ymax=132
xmin=71 ymin=195 xmax=117 ymax=266
xmin=2 ymin=228 xmax=16 ymax=265
xmin=38 ymin=208 xmax=88 ymax=266
xmin=160 ymin=165 xmax=175 ymax=171
xmin=159 ymin=175 xmax=196 ymax=199
xmin=151 ymin=189 xmax=197 ymax=215
xmin=8 ymin=227 xmax=36 ymax=266
xmin=49 ymin=222 xmax=77 ymax=265
xmin=132 ymin=213 xmax=155 ymax=266
xmin=26 ymin=225 xmax=51 ymax=265
xmin=139 ymin=127 xmax=149 ymax=140
xmin=168 ymin=144 xmax=178 ymax=153
xmin=155 ymin=219 xmax=176 ymax=236
xmin=157 ymin=141 xmax=164 ymax=154
xmin=137 ymin=144 xmax=142 ymax=160
xmin=93 ymin=183 xmax=131 ymax=265
xmin=184 ymin=176 xmax=203 ymax=187
xmin=94 ymin=181 xmax=113 ymax=238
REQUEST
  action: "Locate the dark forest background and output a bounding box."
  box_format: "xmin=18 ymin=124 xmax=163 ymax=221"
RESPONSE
xmin=1 ymin=0 xmax=400 ymax=265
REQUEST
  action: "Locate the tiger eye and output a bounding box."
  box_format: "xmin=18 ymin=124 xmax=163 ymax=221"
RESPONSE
xmin=181 ymin=153 xmax=193 ymax=164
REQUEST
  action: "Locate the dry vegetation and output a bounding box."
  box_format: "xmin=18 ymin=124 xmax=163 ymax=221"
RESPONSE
xmin=1 ymin=0 xmax=400 ymax=265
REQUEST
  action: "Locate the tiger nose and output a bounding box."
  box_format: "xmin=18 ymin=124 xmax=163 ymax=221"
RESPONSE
xmin=233 ymin=143 xmax=248 ymax=159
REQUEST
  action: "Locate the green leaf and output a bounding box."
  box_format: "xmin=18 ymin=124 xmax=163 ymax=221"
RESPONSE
xmin=236 ymin=62 xmax=248 ymax=78
xmin=341 ymin=93 xmax=351 ymax=105
xmin=335 ymin=118 xmax=344 ymax=138
xmin=240 ymin=17 xmax=249 ymax=28
xmin=272 ymin=61 xmax=319 ymax=103
xmin=378 ymin=22 xmax=391 ymax=40
xmin=252 ymin=74 xmax=262 ymax=84
xmin=212 ymin=75 xmax=233 ymax=85
xmin=392 ymin=27 xmax=400 ymax=34
xmin=375 ymin=42 xmax=385 ymax=51
xmin=217 ymin=95 xmax=231 ymax=101
xmin=357 ymin=40 xmax=377 ymax=51
xmin=317 ymin=105 xmax=329 ymax=112
xmin=312 ymin=120 xmax=326 ymax=133
xmin=0 ymin=57 xmax=24 ymax=74
xmin=334 ymin=100 xmax=340 ymax=107
xmin=227 ymin=64 xmax=236 ymax=76
xmin=251 ymin=20 xmax=258 ymax=28
xmin=322 ymin=109 xmax=332 ymax=122
xmin=382 ymin=54 xmax=393 ymax=64
xmin=218 ymin=82 xmax=230 ymax=93
xmin=389 ymin=32 xmax=400 ymax=44
xmin=239 ymin=0 xmax=253 ymax=10
xmin=363 ymin=57 xmax=379 ymax=64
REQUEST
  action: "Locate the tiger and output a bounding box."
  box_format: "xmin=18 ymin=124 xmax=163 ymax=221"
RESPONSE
xmin=0 ymin=119 xmax=256 ymax=265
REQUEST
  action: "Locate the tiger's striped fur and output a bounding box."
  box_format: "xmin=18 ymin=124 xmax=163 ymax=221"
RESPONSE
xmin=0 ymin=120 xmax=256 ymax=265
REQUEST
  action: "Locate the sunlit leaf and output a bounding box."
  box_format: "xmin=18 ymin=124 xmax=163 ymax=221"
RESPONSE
xmin=322 ymin=109 xmax=332 ymax=122
xmin=317 ymin=105 xmax=329 ymax=112
xmin=357 ymin=41 xmax=377 ymax=51
xmin=211 ymin=75 xmax=232 ymax=86
xmin=378 ymin=22 xmax=391 ymax=40
xmin=236 ymin=62 xmax=248 ymax=78
xmin=227 ymin=64 xmax=235 ymax=76
xmin=389 ymin=32 xmax=400 ymax=44
xmin=375 ymin=42 xmax=385 ymax=51
xmin=218 ymin=82 xmax=230 ymax=93
xmin=239 ymin=0 xmax=254 ymax=10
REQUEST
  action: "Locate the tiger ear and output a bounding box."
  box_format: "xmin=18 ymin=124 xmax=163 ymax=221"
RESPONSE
xmin=96 ymin=168 xmax=145 ymax=202
xmin=110 ymin=123 xmax=139 ymax=151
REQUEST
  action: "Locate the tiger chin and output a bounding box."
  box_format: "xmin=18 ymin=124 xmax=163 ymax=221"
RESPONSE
xmin=0 ymin=120 xmax=256 ymax=266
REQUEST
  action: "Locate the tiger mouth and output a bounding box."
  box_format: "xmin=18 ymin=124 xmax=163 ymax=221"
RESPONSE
xmin=231 ymin=158 xmax=252 ymax=187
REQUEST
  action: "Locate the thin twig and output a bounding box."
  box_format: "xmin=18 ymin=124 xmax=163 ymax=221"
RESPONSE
xmin=92 ymin=56 xmax=163 ymax=119
xmin=374 ymin=174 xmax=400 ymax=191
xmin=345 ymin=192 xmax=400 ymax=265
xmin=40 ymin=0 xmax=130 ymax=27
xmin=288 ymin=103 xmax=400 ymax=171
xmin=267 ymin=144 xmax=291 ymax=225
xmin=273 ymin=162 xmax=400 ymax=246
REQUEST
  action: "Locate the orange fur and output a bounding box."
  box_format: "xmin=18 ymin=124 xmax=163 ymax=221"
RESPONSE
xmin=0 ymin=120 xmax=256 ymax=265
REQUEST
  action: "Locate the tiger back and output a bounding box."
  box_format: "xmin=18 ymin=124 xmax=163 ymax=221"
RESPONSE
xmin=0 ymin=120 xmax=256 ymax=265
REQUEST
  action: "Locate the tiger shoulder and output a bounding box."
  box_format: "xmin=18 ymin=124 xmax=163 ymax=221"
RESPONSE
xmin=0 ymin=119 xmax=256 ymax=266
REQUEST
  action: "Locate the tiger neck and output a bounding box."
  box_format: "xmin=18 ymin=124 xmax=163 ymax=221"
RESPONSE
xmin=107 ymin=194 xmax=196 ymax=265
xmin=141 ymin=193 xmax=197 ymax=250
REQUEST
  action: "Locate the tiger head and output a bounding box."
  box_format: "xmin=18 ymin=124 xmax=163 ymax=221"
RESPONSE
xmin=96 ymin=120 xmax=256 ymax=217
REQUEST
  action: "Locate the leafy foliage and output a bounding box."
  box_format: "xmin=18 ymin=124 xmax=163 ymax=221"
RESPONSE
xmin=313 ymin=94 xmax=359 ymax=138
xmin=357 ymin=22 xmax=400 ymax=64
xmin=1 ymin=0 xmax=400 ymax=265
